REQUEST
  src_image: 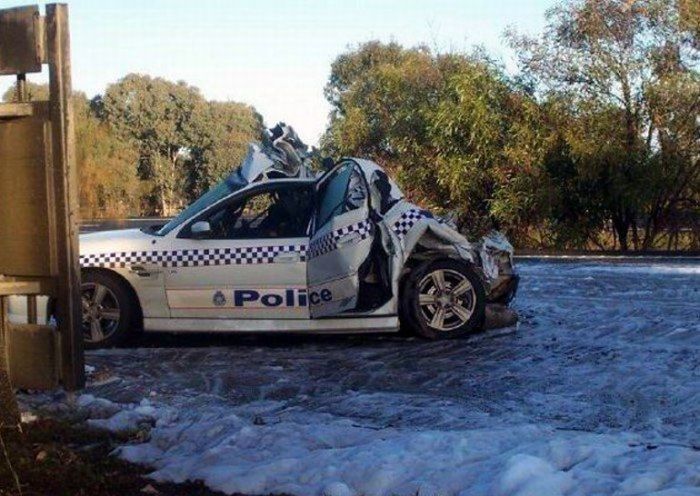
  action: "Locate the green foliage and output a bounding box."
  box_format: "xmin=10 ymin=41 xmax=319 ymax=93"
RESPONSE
xmin=3 ymin=77 xmax=263 ymax=219
xmin=187 ymin=100 xmax=264 ymax=198
xmin=101 ymin=74 xmax=208 ymax=216
xmin=508 ymin=0 xmax=699 ymax=249
xmin=100 ymin=74 xmax=263 ymax=216
xmin=325 ymin=0 xmax=698 ymax=251
xmin=74 ymin=94 xmax=144 ymax=219
xmin=322 ymin=42 xmax=551 ymax=238
xmin=1 ymin=81 xmax=49 ymax=102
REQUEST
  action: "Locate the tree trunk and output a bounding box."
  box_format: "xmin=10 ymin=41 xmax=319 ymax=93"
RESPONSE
xmin=168 ymin=151 xmax=178 ymax=217
xmin=612 ymin=214 xmax=630 ymax=252
xmin=618 ymin=230 xmax=629 ymax=252
xmin=159 ymin=187 xmax=168 ymax=217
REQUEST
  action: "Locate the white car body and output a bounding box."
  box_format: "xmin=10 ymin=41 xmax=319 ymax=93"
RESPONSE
xmin=10 ymin=128 xmax=518 ymax=338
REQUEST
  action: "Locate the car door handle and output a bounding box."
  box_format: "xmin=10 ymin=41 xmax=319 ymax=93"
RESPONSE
xmin=337 ymin=232 xmax=361 ymax=246
xmin=274 ymin=253 xmax=301 ymax=263
xmin=129 ymin=265 xmax=162 ymax=277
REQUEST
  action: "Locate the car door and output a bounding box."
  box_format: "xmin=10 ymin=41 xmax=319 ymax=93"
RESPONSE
xmin=164 ymin=182 xmax=313 ymax=319
xmin=307 ymin=161 xmax=374 ymax=317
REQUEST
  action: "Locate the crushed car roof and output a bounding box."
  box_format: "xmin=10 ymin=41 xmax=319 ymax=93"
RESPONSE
xmin=239 ymin=123 xmax=315 ymax=183
xmin=239 ymin=123 xmax=404 ymax=201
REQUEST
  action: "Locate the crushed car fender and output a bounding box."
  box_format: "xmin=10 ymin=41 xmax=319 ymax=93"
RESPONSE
xmin=384 ymin=203 xmax=476 ymax=265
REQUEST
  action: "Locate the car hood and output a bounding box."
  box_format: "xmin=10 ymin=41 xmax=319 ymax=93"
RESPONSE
xmin=79 ymin=229 xmax=158 ymax=256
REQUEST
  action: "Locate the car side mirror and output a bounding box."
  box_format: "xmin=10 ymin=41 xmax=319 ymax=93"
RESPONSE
xmin=190 ymin=221 xmax=211 ymax=239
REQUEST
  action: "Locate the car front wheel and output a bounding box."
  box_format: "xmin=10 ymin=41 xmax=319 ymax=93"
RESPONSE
xmin=403 ymin=259 xmax=485 ymax=339
xmin=81 ymin=271 xmax=136 ymax=349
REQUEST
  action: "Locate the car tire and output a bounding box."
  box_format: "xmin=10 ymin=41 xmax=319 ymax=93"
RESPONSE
xmin=81 ymin=271 xmax=137 ymax=349
xmin=402 ymin=259 xmax=485 ymax=340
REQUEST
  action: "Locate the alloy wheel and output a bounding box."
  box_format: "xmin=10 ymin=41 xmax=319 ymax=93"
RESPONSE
xmin=81 ymin=282 xmax=121 ymax=344
xmin=417 ymin=268 xmax=476 ymax=331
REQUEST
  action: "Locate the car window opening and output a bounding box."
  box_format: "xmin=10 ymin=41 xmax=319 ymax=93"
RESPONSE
xmin=185 ymin=184 xmax=314 ymax=240
xmin=155 ymin=170 xmax=248 ymax=236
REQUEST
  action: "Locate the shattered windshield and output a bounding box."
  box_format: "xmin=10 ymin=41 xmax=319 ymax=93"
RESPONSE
xmin=154 ymin=171 xmax=247 ymax=236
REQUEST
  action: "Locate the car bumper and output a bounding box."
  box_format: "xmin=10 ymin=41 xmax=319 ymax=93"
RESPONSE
xmin=488 ymin=273 xmax=520 ymax=304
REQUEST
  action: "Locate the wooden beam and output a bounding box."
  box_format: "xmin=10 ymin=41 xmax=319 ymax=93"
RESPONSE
xmin=46 ymin=3 xmax=84 ymax=391
xmin=0 ymin=277 xmax=56 ymax=296
xmin=0 ymin=101 xmax=49 ymax=119
xmin=0 ymin=102 xmax=33 ymax=118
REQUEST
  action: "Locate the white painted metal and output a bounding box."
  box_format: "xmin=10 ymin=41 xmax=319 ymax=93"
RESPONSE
xmin=8 ymin=148 xmax=517 ymax=342
xmin=307 ymin=161 xmax=373 ymax=318
xmin=143 ymin=315 xmax=399 ymax=333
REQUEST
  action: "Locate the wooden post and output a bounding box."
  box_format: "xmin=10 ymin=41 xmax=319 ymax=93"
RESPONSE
xmin=0 ymin=299 xmax=20 ymax=426
xmin=15 ymin=73 xmax=27 ymax=102
xmin=0 ymin=3 xmax=83 ymax=393
xmin=46 ymin=4 xmax=84 ymax=391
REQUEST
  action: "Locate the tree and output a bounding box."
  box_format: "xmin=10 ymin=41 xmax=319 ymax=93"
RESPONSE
xmin=101 ymin=74 xmax=209 ymax=216
xmin=1 ymin=81 xmax=49 ymax=102
xmin=508 ymin=0 xmax=700 ymax=250
xmin=426 ymin=57 xmax=551 ymax=237
xmin=186 ymin=101 xmax=264 ymax=200
xmin=75 ymin=95 xmax=143 ymax=219
xmin=322 ymin=42 xmax=548 ymax=238
xmin=101 ymin=74 xmax=264 ymax=215
xmin=322 ymin=41 xmax=439 ymax=168
xmin=643 ymin=69 xmax=700 ymax=249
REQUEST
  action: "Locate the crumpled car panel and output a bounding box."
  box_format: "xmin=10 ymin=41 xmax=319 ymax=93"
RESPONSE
xmin=382 ymin=201 xmax=516 ymax=299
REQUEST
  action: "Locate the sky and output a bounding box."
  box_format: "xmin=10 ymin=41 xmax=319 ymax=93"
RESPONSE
xmin=0 ymin=0 xmax=554 ymax=145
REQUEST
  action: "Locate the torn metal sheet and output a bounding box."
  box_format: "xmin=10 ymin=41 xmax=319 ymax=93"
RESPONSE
xmin=240 ymin=123 xmax=315 ymax=183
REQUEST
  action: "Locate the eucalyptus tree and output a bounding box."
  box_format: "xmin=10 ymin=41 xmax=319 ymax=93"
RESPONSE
xmin=101 ymin=74 xmax=263 ymax=215
xmin=322 ymin=42 xmax=548 ymax=239
xmin=186 ymin=100 xmax=264 ymax=200
xmin=101 ymin=74 xmax=208 ymax=216
xmin=508 ymin=0 xmax=699 ymax=250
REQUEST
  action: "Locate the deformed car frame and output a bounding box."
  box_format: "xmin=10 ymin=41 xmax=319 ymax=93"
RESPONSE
xmin=11 ymin=124 xmax=519 ymax=347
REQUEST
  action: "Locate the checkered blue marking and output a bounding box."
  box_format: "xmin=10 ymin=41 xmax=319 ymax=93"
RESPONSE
xmin=392 ymin=208 xmax=446 ymax=240
xmin=80 ymin=244 xmax=307 ymax=269
xmin=308 ymin=219 xmax=373 ymax=259
xmin=392 ymin=208 xmax=430 ymax=239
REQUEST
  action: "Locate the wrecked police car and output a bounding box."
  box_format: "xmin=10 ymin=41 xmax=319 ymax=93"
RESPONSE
xmin=57 ymin=124 xmax=519 ymax=347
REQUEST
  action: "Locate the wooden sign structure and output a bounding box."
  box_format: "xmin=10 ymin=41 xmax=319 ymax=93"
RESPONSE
xmin=0 ymin=4 xmax=84 ymax=400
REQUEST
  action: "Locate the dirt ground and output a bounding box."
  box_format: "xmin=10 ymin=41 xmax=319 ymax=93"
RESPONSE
xmin=0 ymin=419 xmax=229 ymax=496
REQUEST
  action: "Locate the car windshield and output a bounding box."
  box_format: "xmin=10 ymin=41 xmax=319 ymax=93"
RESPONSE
xmin=153 ymin=171 xmax=248 ymax=236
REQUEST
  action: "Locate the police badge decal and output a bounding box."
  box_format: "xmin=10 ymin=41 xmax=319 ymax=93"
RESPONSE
xmin=212 ymin=290 xmax=227 ymax=307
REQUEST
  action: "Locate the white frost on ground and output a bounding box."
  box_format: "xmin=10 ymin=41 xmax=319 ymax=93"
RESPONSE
xmin=116 ymin=409 xmax=700 ymax=496
xmin=21 ymin=259 xmax=700 ymax=495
